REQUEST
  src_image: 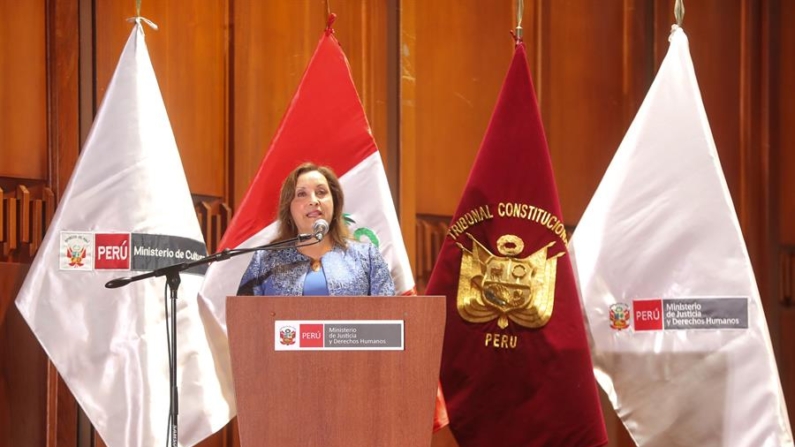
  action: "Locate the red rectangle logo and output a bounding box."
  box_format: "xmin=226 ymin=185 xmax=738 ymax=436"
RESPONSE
xmin=633 ymin=299 xmax=663 ymax=331
xmin=95 ymin=233 xmax=131 ymax=270
xmin=300 ymin=324 xmax=324 ymax=347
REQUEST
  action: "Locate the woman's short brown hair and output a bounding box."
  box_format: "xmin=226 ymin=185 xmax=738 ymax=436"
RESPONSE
xmin=273 ymin=162 xmax=350 ymax=247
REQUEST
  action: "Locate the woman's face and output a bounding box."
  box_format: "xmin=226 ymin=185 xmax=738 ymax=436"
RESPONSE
xmin=290 ymin=170 xmax=334 ymax=236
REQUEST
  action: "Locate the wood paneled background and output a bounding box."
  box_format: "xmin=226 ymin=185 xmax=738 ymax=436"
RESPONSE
xmin=1 ymin=0 xmax=792 ymax=446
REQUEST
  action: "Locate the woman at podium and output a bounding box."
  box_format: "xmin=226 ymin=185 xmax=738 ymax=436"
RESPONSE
xmin=237 ymin=162 xmax=395 ymax=297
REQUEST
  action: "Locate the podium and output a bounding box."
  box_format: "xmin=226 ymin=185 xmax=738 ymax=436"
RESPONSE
xmin=226 ymin=295 xmax=446 ymax=447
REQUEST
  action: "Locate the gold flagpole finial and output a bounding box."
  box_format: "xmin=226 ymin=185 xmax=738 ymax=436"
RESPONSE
xmin=127 ymin=0 xmax=157 ymax=32
xmin=514 ymin=0 xmax=524 ymax=42
xmin=674 ymin=0 xmax=685 ymax=27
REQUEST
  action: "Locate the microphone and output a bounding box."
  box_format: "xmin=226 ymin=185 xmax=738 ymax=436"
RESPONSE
xmin=106 ymin=277 xmax=134 ymax=289
xmin=312 ymin=219 xmax=329 ymax=241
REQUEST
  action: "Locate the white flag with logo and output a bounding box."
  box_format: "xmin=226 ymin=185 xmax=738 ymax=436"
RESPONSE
xmin=570 ymin=26 xmax=793 ymax=446
xmin=15 ymin=22 xmax=232 ymax=446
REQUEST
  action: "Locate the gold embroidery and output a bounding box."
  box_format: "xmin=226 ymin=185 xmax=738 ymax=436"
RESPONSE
xmin=456 ymin=233 xmax=564 ymax=329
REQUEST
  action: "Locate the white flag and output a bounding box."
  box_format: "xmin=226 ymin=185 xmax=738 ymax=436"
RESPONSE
xmin=15 ymin=22 xmax=232 ymax=446
xmin=570 ymin=26 xmax=793 ymax=447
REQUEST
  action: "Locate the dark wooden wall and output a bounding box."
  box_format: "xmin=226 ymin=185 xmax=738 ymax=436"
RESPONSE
xmin=1 ymin=1 xmax=792 ymax=446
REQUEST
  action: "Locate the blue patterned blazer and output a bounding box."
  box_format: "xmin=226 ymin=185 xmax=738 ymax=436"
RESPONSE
xmin=237 ymin=241 xmax=395 ymax=296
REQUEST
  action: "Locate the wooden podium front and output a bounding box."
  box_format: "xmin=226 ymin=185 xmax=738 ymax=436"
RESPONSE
xmin=226 ymin=295 xmax=446 ymax=447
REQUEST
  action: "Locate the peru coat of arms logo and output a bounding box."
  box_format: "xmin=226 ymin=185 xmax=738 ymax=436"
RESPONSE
xmin=279 ymin=326 xmax=297 ymax=345
xmin=456 ymin=233 xmax=564 ymax=329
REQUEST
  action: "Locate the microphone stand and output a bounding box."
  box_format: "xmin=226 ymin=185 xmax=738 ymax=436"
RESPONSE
xmin=105 ymin=232 xmax=320 ymax=447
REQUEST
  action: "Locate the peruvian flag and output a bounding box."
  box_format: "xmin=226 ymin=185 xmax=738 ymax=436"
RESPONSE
xmin=197 ymin=17 xmax=449 ymax=430
xmin=199 ymin=19 xmax=414 ymax=334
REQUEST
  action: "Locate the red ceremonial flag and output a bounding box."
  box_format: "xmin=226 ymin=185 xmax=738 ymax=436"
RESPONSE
xmin=426 ymin=40 xmax=607 ymax=446
xmin=198 ymin=15 xmax=448 ymax=432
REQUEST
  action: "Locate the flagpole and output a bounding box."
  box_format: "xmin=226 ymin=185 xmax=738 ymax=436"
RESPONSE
xmin=166 ymin=272 xmax=179 ymax=447
xmin=514 ymin=0 xmax=524 ymax=43
xmin=128 ymin=0 xmax=181 ymax=440
xmin=325 ymin=1 xmax=336 ymax=32
xmin=127 ymin=6 xmax=178 ymax=446
xmin=674 ymin=0 xmax=685 ymax=27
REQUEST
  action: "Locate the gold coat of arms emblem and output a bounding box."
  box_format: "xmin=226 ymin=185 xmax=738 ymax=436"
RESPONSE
xmin=457 ymin=233 xmax=564 ymax=329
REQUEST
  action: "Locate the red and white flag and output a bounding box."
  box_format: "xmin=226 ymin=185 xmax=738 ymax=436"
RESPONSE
xmin=198 ymin=18 xmax=423 ymax=424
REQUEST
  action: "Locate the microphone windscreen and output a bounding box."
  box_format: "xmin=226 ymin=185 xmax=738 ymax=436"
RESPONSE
xmin=312 ymin=219 xmax=329 ymax=237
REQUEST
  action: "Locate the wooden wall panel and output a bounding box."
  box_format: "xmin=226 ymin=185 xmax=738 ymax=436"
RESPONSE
xmin=334 ymin=2 xmax=389 ymax=167
xmin=775 ymin=0 xmax=795 ymax=430
xmin=407 ymin=1 xmax=514 ymax=218
xmin=0 ymin=263 xmax=47 ymax=447
xmin=49 ymin=0 xmax=82 ymax=444
xmin=399 ymin=0 xmax=418 ymax=267
xmin=782 ymin=304 xmax=795 ymax=442
xmin=49 ymin=0 xmax=81 ymax=199
xmin=539 ymin=0 xmax=652 ymax=224
xmin=778 ymin=0 xmax=795 ymax=246
xmin=93 ymin=0 xmax=228 ymax=198
xmin=0 ymin=0 xmax=48 ymax=180
xmin=0 ymin=0 xmax=80 ymax=445
xmin=400 ymin=0 xmax=516 ymax=273
xmin=231 ymin=1 xmax=305 ymax=211
xmin=231 ymin=0 xmax=389 ymax=210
